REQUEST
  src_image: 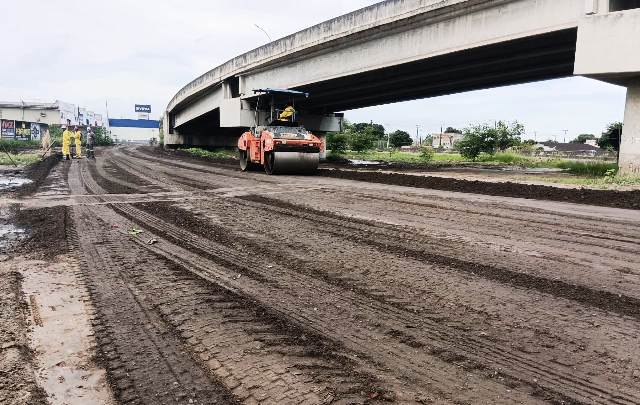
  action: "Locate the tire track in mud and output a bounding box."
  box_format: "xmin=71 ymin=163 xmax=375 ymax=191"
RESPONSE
xmin=130 ymin=198 xmax=640 ymax=405
xmin=238 ymin=194 xmax=640 ymax=321
xmin=79 ymin=157 xmax=547 ymax=403
xmin=324 ymin=191 xmax=640 ymax=280
xmin=68 ymin=167 xmax=239 ymax=404
xmin=79 ymin=150 xmax=633 ymax=403
xmin=100 ymin=199 xmax=631 ymax=403
xmin=73 ymin=159 xmax=398 ymax=403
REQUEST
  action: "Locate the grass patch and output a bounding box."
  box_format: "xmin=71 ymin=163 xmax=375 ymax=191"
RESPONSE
xmin=548 ymin=160 xmax=617 ymax=177
xmin=0 ymin=152 xmax=41 ymax=166
xmin=180 ymin=147 xmax=238 ymax=160
xmin=537 ymin=175 xmax=640 ymax=188
xmin=340 ymin=150 xmax=465 ymax=163
xmin=0 ymin=139 xmax=41 ymax=153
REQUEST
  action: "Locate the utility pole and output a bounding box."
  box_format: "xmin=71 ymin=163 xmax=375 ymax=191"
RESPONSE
xmin=416 ymin=125 xmax=422 ymax=146
xmin=562 ymin=129 xmax=568 ymax=143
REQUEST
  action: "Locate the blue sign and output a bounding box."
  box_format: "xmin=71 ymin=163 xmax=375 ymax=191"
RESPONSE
xmin=135 ymin=104 xmax=151 ymax=113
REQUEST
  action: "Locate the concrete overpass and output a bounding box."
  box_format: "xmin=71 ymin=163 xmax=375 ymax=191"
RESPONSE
xmin=163 ymin=0 xmax=640 ymax=174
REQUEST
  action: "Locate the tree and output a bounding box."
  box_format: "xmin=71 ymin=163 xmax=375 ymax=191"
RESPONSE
xmin=457 ymin=127 xmax=494 ymax=160
xmin=494 ymin=121 xmax=524 ymax=151
xmin=93 ymin=126 xmax=114 ymax=146
xmin=349 ymin=132 xmax=375 ymax=153
xmin=388 ymin=130 xmax=413 ymax=148
xmin=598 ymin=122 xmax=622 ymax=151
xmin=445 ymin=127 xmax=462 ymax=134
xmin=570 ymin=134 xmax=596 ymax=144
xmin=326 ymin=132 xmax=348 ymax=154
xmin=456 ymin=121 xmax=524 ymax=160
xmin=349 ymin=122 xmax=385 ymax=140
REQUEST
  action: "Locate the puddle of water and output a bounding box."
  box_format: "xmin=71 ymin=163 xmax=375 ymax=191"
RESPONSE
xmin=0 ymin=175 xmax=32 ymax=191
xmin=0 ymin=223 xmax=26 ymax=250
xmin=349 ymin=159 xmax=382 ymax=166
xmin=18 ymin=258 xmax=116 ymax=405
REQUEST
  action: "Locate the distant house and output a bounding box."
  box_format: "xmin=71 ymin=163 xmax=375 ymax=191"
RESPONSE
xmin=432 ymin=132 xmax=464 ymax=149
xmin=534 ymin=141 xmax=601 ymax=157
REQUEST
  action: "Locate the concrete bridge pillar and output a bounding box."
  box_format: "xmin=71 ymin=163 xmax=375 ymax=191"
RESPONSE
xmin=619 ymin=80 xmax=640 ymax=175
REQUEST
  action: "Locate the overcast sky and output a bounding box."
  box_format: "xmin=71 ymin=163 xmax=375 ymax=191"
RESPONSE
xmin=1 ymin=0 xmax=627 ymax=141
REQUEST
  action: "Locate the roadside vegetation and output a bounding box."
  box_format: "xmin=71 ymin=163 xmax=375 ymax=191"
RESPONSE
xmin=325 ymin=120 xmax=631 ymax=183
xmin=0 ymin=152 xmax=41 ymax=166
xmin=180 ymin=147 xmax=238 ymax=160
xmin=0 ymin=139 xmax=41 ymax=153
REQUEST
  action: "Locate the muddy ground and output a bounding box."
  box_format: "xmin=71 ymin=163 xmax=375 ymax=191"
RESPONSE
xmin=2 ymin=145 xmax=640 ymax=404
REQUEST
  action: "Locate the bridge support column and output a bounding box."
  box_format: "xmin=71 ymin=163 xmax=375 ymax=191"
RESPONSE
xmin=619 ymin=80 xmax=640 ymax=176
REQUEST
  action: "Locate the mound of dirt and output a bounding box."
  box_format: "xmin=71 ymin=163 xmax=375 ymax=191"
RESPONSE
xmin=319 ymin=169 xmax=640 ymax=210
xmin=16 ymin=154 xmax=60 ymax=196
xmin=13 ymin=206 xmax=69 ymax=260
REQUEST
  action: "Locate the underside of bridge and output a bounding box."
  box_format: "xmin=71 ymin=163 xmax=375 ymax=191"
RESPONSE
xmin=169 ymin=28 xmax=578 ymax=149
xmin=295 ymin=28 xmax=578 ymax=113
xmin=171 ymin=108 xmax=246 ymax=148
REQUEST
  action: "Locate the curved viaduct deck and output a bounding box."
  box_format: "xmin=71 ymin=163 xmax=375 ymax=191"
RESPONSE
xmin=164 ymin=0 xmax=640 ymax=174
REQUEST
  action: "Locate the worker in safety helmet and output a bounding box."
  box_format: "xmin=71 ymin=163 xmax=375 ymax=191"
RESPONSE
xmin=74 ymin=127 xmax=83 ymax=158
xmin=62 ymin=126 xmax=73 ymax=160
xmin=86 ymin=127 xmax=95 ymax=159
xmin=279 ymin=105 xmax=295 ymax=121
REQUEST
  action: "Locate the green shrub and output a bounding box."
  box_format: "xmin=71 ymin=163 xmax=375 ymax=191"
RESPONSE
xmin=326 ymin=133 xmax=348 ymax=154
xmin=349 ymin=132 xmax=375 ymax=153
xmin=419 ymin=146 xmax=434 ymax=162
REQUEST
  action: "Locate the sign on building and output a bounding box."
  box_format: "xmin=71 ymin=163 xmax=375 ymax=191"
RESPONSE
xmin=1 ymin=120 xmax=15 ymax=139
xmin=135 ymin=104 xmax=151 ymax=113
xmin=15 ymin=121 xmax=32 ymax=141
xmin=30 ymin=123 xmax=42 ymax=140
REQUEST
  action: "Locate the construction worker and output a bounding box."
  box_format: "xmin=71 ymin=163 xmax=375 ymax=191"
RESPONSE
xmin=74 ymin=127 xmax=83 ymax=158
xmin=279 ymin=105 xmax=295 ymax=121
xmin=86 ymin=127 xmax=95 ymax=159
xmin=62 ymin=126 xmax=73 ymax=160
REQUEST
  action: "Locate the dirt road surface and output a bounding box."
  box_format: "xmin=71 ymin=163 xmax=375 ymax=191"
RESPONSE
xmin=5 ymin=145 xmax=640 ymax=404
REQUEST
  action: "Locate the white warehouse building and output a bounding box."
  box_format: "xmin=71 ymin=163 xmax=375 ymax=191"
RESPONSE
xmin=108 ymin=118 xmax=160 ymax=143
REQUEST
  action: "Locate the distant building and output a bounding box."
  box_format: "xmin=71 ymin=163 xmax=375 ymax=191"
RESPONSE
xmin=432 ymin=132 xmax=464 ymax=149
xmin=0 ymin=100 xmax=102 ymax=141
xmin=108 ymin=119 xmax=160 ymax=143
xmin=534 ymin=141 xmax=601 ymax=157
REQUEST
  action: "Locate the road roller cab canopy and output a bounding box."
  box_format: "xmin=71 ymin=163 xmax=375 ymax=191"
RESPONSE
xmin=252 ymin=88 xmax=309 ymax=127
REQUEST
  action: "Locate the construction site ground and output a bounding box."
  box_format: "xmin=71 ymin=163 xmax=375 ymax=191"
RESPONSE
xmin=1 ymin=145 xmax=640 ymax=404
